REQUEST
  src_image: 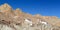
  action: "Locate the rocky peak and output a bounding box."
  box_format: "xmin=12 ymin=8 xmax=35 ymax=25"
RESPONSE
xmin=0 ymin=3 xmax=12 ymax=12
xmin=14 ymin=8 xmax=24 ymax=16
xmin=15 ymin=8 xmax=22 ymax=13
xmin=1 ymin=3 xmax=11 ymax=8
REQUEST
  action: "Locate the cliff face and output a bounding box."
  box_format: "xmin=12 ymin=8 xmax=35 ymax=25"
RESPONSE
xmin=0 ymin=3 xmax=60 ymax=30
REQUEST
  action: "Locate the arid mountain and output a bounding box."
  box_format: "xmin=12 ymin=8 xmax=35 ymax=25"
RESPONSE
xmin=0 ymin=3 xmax=60 ymax=30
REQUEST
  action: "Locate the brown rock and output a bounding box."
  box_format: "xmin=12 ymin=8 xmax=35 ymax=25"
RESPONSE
xmin=0 ymin=3 xmax=60 ymax=30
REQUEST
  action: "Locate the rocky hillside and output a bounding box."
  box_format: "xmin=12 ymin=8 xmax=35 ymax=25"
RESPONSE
xmin=0 ymin=3 xmax=60 ymax=30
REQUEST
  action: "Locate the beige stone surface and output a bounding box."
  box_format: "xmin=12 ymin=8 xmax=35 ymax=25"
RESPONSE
xmin=0 ymin=3 xmax=60 ymax=30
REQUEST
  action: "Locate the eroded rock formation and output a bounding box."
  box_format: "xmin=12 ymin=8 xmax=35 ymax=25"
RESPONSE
xmin=0 ymin=3 xmax=60 ymax=30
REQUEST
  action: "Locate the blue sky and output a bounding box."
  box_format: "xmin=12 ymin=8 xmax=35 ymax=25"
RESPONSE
xmin=0 ymin=0 xmax=60 ymax=18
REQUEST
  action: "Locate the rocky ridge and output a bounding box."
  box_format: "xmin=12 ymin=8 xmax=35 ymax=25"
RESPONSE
xmin=0 ymin=3 xmax=60 ymax=30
